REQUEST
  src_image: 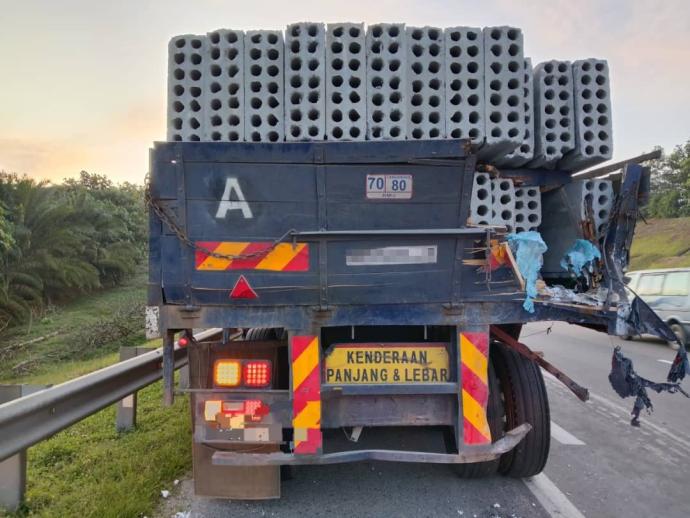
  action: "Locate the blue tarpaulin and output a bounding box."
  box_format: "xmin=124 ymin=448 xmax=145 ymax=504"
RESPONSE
xmin=507 ymin=231 xmax=548 ymax=313
xmin=560 ymin=239 xmax=601 ymax=278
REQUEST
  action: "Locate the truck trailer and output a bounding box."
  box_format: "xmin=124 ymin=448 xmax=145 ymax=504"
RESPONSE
xmin=146 ymin=138 xmax=669 ymax=499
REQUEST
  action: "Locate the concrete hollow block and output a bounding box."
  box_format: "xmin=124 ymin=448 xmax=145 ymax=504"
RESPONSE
xmin=244 ymin=30 xmax=285 ymax=142
xmin=366 ymin=23 xmax=408 ymax=140
xmin=285 ymin=22 xmax=326 ymax=141
xmin=564 ymin=179 xmax=613 ymax=238
xmin=470 ymin=172 xmax=492 ymax=226
xmin=405 ymin=26 xmax=445 ymax=140
xmin=559 ymin=59 xmax=613 ymax=172
xmin=326 ymin=22 xmax=367 ymax=141
xmin=167 ymin=34 xmax=208 ymax=142
xmin=444 ymin=27 xmax=485 ymax=144
xmin=204 ymin=29 xmax=245 ymax=142
xmin=530 ymin=60 xmax=576 ymax=168
xmin=490 ymin=177 xmax=516 ymax=232
xmin=514 ymin=186 xmax=542 ymax=232
xmin=497 ymin=58 xmax=534 ymax=167
xmin=480 ymin=27 xmax=526 ymax=160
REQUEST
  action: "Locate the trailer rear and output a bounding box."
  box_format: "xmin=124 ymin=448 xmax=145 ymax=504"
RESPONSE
xmin=147 ymin=139 xmax=657 ymax=498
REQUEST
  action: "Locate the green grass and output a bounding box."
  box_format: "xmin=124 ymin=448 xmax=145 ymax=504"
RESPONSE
xmin=2 ymin=378 xmax=191 ymax=518
xmin=0 ymin=271 xmax=190 ymax=518
xmin=630 ymin=217 xmax=690 ymax=270
xmin=0 ymin=271 xmax=147 ymax=382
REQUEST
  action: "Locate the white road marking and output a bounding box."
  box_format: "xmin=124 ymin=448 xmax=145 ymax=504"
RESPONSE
xmin=657 ymin=359 xmax=673 ymax=365
xmin=550 ymin=421 xmax=585 ymax=445
xmin=543 ymin=372 xmax=690 ymax=453
xmin=523 ymin=473 xmax=586 ymax=518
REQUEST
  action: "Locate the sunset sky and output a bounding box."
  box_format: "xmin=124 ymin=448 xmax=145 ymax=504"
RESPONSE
xmin=1 ymin=0 xmax=688 ymax=184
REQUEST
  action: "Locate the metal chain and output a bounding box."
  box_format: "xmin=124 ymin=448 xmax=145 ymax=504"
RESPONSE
xmin=144 ymin=181 xmax=296 ymax=261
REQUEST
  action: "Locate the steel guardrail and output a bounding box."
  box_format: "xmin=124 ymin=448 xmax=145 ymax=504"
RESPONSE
xmin=0 ymin=328 xmax=222 ymax=462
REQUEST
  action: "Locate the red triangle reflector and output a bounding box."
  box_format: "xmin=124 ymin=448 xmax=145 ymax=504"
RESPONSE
xmin=230 ymin=275 xmax=258 ymax=299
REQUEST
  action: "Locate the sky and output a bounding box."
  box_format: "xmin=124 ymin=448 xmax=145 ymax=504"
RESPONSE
xmin=0 ymin=0 xmax=689 ymax=184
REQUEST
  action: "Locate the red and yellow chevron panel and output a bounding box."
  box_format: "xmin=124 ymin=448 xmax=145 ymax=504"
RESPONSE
xmin=460 ymin=331 xmax=492 ymax=445
xmin=195 ymin=241 xmax=309 ymax=271
xmin=291 ymin=335 xmax=322 ymax=454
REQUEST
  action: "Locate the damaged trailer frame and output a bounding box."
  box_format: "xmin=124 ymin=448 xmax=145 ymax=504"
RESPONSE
xmin=147 ymin=139 xmax=675 ymax=499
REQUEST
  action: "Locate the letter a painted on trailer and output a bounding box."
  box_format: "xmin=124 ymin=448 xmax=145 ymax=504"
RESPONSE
xmin=216 ymin=178 xmax=253 ymax=219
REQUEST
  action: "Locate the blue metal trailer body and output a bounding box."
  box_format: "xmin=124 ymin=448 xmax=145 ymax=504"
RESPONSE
xmin=147 ymin=139 xmax=652 ymax=499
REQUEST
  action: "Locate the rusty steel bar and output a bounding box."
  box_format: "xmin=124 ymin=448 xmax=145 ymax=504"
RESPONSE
xmin=490 ymin=325 xmax=590 ymax=402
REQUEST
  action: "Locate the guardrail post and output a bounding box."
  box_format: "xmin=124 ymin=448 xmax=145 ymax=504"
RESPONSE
xmin=0 ymin=384 xmax=48 ymax=512
xmin=116 ymin=347 xmax=154 ymax=432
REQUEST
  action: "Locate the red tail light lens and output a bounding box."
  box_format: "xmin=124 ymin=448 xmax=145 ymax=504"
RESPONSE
xmin=243 ymin=360 xmax=271 ymax=387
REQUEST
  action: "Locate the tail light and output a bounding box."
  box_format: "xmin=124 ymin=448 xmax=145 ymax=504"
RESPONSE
xmin=243 ymin=360 xmax=271 ymax=387
xmin=213 ymin=359 xmax=241 ymax=387
xmin=212 ymin=359 xmax=272 ymax=388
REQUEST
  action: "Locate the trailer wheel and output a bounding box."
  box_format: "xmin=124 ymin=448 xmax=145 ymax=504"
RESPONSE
xmin=245 ymin=327 xmax=284 ymax=341
xmin=451 ymin=360 xmax=504 ymax=478
xmin=492 ymin=341 xmax=550 ymax=478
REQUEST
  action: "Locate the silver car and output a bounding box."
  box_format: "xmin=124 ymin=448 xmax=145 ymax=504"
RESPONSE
xmin=625 ymin=268 xmax=690 ymax=348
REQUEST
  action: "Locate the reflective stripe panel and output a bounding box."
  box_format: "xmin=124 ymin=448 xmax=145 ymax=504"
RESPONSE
xmin=291 ymin=335 xmax=322 ymax=454
xmin=460 ymin=332 xmax=492 ymax=445
xmin=195 ymin=242 xmax=309 ymax=271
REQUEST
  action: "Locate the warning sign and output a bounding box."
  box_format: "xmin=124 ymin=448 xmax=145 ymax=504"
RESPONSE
xmin=324 ymin=344 xmax=450 ymax=384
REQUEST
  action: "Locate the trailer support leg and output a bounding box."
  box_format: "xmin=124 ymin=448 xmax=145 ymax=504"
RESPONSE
xmin=163 ymin=329 xmax=175 ymax=406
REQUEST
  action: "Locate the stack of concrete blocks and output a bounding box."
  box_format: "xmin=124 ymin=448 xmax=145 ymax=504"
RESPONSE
xmin=326 ymin=23 xmax=367 ymax=141
xmin=491 ymin=178 xmax=516 ymax=231
xmin=167 ymin=35 xmax=207 ymax=141
xmin=514 ymin=186 xmax=542 ymax=232
xmin=405 ymin=26 xmax=445 ymax=139
xmin=497 ymin=58 xmax=534 ymax=167
xmin=564 ymin=179 xmax=613 ymax=238
xmin=469 ymin=174 xmax=518 ymax=231
xmin=204 ymin=29 xmax=244 ymax=142
xmin=243 ymin=30 xmax=284 ymax=142
xmin=469 ymin=172 xmax=492 ymax=226
xmin=559 ymin=59 xmax=613 ymax=171
xmin=285 ymin=23 xmax=326 ymax=141
xmin=366 ymin=24 xmax=407 ymax=140
xmin=480 ymin=27 xmax=526 ymax=159
xmin=444 ymin=27 xmax=485 ymax=143
xmin=531 ymin=61 xmax=575 ymax=168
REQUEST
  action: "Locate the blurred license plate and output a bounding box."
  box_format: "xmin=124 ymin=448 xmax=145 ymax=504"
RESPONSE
xmin=324 ymin=343 xmax=450 ymax=384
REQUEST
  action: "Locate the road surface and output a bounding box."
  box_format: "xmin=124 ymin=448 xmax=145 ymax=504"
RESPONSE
xmin=158 ymin=323 xmax=690 ymax=518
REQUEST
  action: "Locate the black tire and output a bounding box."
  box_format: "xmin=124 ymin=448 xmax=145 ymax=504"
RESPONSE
xmin=280 ymin=464 xmax=296 ymax=481
xmin=621 ymin=335 xmax=633 ymax=341
xmin=668 ymin=323 xmax=686 ymax=350
xmin=245 ymin=327 xmax=281 ymax=341
xmin=451 ymin=360 xmax=504 ymax=478
xmin=492 ymin=341 xmax=550 ymax=478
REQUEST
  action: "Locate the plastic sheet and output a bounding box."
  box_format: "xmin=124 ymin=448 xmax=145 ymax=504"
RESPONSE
xmin=560 ymin=239 xmax=601 ymax=278
xmin=507 ymin=231 xmax=548 ymax=313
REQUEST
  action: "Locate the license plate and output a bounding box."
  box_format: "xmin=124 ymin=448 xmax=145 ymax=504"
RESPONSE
xmin=366 ymin=174 xmax=413 ymax=199
xmin=324 ymin=343 xmax=450 ymax=384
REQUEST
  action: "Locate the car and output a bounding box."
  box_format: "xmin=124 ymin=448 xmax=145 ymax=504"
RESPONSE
xmin=625 ymin=268 xmax=690 ymax=349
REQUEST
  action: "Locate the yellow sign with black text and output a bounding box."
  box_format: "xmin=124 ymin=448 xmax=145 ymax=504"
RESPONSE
xmin=324 ymin=344 xmax=450 ymax=384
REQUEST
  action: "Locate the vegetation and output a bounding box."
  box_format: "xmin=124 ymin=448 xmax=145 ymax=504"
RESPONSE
xmin=1 ymin=377 xmax=191 ymax=518
xmin=0 ymin=270 xmax=146 ymax=380
xmin=630 ymin=217 xmax=690 ymax=270
xmin=645 ymin=140 xmax=690 ymax=218
xmin=0 ymin=171 xmax=146 ymax=330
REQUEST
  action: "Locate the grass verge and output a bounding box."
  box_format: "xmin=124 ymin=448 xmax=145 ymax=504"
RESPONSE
xmin=1 ymin=376 xmax=191 ymax=518
xmin=0 ymin=270 xmax=147 ymax=381
xmin=630 ymin=217 xmax=690 ymax=270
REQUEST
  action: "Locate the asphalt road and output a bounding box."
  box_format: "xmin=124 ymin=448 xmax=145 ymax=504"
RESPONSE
xmin=158 ymin=323 xmax=690 ymax=518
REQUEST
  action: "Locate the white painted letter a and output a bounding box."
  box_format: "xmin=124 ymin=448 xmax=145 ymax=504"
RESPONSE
xmin=216 ymin=178 xmax=253 ymax=219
